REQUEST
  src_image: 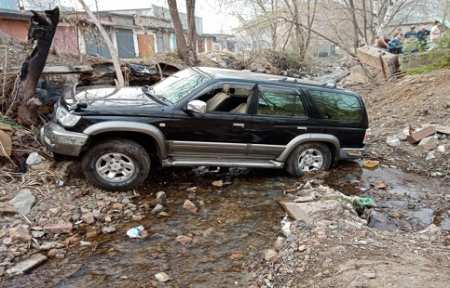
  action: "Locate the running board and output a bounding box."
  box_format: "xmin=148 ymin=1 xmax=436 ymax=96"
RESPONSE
xmin=162 ymin=158 xmax=284 ymax=169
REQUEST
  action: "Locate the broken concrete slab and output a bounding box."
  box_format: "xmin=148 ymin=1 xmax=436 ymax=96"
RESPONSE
xmin=6 ymin=253 xmax=47 ymax=275
xmin=9 ymin=189 xmax=36 ymax=215
xmin=279 ymin=200 xmax=343 ymax=225
xmin=407 ymin=126 xmax=436 ymax=144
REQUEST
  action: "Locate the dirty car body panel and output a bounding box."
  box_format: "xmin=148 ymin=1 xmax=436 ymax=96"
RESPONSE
xmin=40 ymin=67 xmax=368 ymax=189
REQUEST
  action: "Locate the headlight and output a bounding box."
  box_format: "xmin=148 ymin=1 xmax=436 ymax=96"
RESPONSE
xmin=56 ymin=106 xmax=81 ymax=127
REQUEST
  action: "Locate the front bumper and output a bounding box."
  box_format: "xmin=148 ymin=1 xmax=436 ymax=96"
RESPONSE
xmin=339 ymin=147 xmax=365 ymax=159
xmin=40 ymin=122 xmax=88 ymax=157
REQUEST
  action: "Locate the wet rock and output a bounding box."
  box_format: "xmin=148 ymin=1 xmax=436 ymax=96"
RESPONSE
xmin=6 ymin=253 xmax=47 ymax=275
xmin=151 ymin=204 xmax=164 ymax=215
xmin=155 ymin=272 xmax=171 ymax=282
xmin=176 ymin=235 xmax=193 ymax=246
xmin=368 ymin=211 xmax=398 ymax=232
xmin=158 ymin=211 xmax=169 ymax=217
xmin=298 ymin=244 xmax=307 ymax=252
xmin=81 ymin=212 xmax=95 ymax=225
xmin=264 ymin=249 xmax=278 ymax=261
xmin=9 ymin=225 xmax=31 ymax=242
xmin=156 ymin=191 xmax=167 ymax=205
xmin=9 ymin=189 xmax=36 ymax=215
xmin=102 ymin=225 xmax=116 ymax=234
xmin=212 ymin=180 xmax=224 ymax=187
xmin=183 ymin=200 xmax=198 ymax=214
xmin=44 ymin=223 xmax=73 ymax=234
xmin=132 ymin=214 xmax=144 ymax=221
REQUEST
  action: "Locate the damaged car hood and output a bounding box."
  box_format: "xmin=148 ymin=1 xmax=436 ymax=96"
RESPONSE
xmin=68 ymin=87 xmax=160 ymax=108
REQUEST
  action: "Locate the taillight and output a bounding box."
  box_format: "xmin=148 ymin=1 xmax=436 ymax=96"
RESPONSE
xmin=363 ymin=130 xmax=369 ymax=144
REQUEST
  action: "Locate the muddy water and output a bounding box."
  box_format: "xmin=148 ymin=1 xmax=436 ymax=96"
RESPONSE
xmin=5 ymin=164 xmax=450 ymax=287
xmin=6 ymin=169 xmax=292 ymax=288
xmin=325 ymin=161 xmax=450 ymax=232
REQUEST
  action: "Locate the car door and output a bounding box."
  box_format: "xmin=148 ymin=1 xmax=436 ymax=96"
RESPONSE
xmin=246 ymin=84 xmax=311 ymax=159
xmin=163 ymin=81 xmax=256 ymax=158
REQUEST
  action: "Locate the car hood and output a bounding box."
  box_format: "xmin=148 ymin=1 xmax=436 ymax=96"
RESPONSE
xmin=65 ymin=87 xmax=161 ymax=109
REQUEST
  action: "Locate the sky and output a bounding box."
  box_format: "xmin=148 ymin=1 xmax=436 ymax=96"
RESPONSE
xmin=55 ymin=0 xmax=239 ymax=34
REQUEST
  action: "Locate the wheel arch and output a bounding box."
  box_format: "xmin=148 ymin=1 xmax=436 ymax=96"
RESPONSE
xmin=277 ymin=133 xmax=340 ymax=162
xmin=83 ymin=121 xmax=167 ymax=160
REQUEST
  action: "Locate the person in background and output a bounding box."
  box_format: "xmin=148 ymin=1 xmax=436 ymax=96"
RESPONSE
xmin=416 ymin=25 xmax=430 ymax=50
xmin=405 ymin=26 xmax=417 ymax=39
xmin=374 ymin=35 xmax=389 ymax=49
xmin=430 ymin=20 xmax=442 ymax=48
xmin=388 ymin=32 xmax=403 ymax=54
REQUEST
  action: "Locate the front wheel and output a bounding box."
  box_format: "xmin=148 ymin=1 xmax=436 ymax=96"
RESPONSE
xmin=81 ymin=139 xmax=151 ymax=191
xmin=286 ymin=142 xmax=332 ymax=177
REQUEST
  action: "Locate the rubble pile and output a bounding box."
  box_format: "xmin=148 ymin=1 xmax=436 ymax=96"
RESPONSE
xmin=251 ymin=181 xmax=450 ymax=287
xmin=0 ymin=152 xmax=171 ymax=278
xmin=351 ymin=69 xmax=450 ymax=178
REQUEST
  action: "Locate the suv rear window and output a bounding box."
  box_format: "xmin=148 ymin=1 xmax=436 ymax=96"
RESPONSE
xmin=309 ymin=90 xmax=362 ymax=122
xmin=258 ymin=87 xmax=305 ymax=117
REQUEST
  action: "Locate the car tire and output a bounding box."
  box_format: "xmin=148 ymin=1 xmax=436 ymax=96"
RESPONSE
xmin=81 ymin=139 xmax=150 ymax=191
xmin=286 ymin=142 xmax=333 ymax=177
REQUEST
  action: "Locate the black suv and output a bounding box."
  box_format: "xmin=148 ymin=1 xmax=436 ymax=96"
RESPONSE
xmin=40 ymin=67 xmax=368 ymax=191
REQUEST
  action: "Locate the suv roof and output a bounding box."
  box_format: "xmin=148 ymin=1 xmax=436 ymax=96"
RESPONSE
xmin=195 ymin=67 xmax=353 ymax=93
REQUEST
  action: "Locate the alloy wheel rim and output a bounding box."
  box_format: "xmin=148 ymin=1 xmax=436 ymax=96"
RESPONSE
xmin=95 ymin=153 xmax=136 ymax=183
xmin=298 ymin=148 xmax=324 ymax=172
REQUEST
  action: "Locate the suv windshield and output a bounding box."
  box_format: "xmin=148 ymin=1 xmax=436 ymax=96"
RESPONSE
xmin=149 ymin=68 xmax=210 ymax=104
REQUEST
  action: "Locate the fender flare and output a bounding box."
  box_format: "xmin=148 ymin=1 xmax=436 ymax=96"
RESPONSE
xmin=83 ymin=121 xmax=167 ymax=159
xmin=276 ymin=133 xmax=340 ymax=162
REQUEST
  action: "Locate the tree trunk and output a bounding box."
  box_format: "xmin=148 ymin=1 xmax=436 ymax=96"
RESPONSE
xmin=186 ymin=0 xmax=198 ymax=64
xmin=10 ymin=8 xmax=60 ymax=126
xmin=78 ymin=0 xmax=124 ymax=88
xmin=167 ymin=0 xmax=192 ymax=65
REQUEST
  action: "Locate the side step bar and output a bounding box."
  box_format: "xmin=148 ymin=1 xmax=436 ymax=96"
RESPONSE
xmin=162 ymin=158 xmax=284 ymax=169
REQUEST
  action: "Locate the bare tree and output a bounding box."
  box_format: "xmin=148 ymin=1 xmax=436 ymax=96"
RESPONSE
xmin=77 ymin=0 xmax=124 ymax=88
xmin=167 ymin=0 xmax=198 ymax=65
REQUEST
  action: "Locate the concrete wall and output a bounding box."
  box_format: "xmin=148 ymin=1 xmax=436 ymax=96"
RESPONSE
xmin=52 ymin=25 xmax=79 ymax=56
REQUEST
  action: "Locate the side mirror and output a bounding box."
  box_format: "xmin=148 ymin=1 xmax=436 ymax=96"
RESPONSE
xmin=186 ymin=100 xmax=207 ymax=114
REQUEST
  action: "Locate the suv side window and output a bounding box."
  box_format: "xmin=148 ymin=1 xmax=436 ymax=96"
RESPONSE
xmin=257 ymin=87 xmax=305 ymax=117
xmin=309 ymin=90 xmax=362 ymax=122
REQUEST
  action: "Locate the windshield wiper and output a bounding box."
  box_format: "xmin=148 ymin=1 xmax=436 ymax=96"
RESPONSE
xmin=142 ymin=86 xmax=171 ymax=106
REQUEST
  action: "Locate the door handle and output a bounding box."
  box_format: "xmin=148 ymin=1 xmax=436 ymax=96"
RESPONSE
xmin=233 ymin=123 xmax=245 ymax=128
xmin=297 ymin=126 xmax=307 ymax=131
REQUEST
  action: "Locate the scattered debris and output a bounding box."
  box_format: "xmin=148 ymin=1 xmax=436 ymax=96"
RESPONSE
xmin=101 ymin=225 xmax=116 ymax=234
xmin=126 ymin=225 xmax=147 ymax=239
xmin=9 ymin=225 xmax=31 ymax=242
xmin=155 ymin=191 xmax=167 ymax=205
xmin=154 ymin=272 xmax=171 ymax=283
xmin=212 ymin=180 xmax=224 ymax=187
xmin=407 ymin=126 xmax=436 ymax=144
xmin=183 ymin=200 xmax=198 ymax=214
xmin=9 ymin=189 xmax=36 ymax=215
xmin=386 ymin=135 xmax=401 ymax=147
xmin=6 ymin=253 xmax=47 ymax=275
xmin=25 ymin=152 xmax=44 ymax=167
xmin=264 ymin=249 xmax=278 ymax=261
xmin=43 ymin=223 xmax=73 ymax=234
xmin=362 ymin=160 xmax=380 ymax=169
xmin=0 ymin=130 xmax=12 ymax=157
xmin=176 ymin=235 xmax=193 ymax=246
xmin=151 ymin=204 xmax=164 ymax=215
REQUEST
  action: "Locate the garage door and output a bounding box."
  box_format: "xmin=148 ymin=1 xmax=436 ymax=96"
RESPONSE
xmin=116 ymin=29 xmax=136 ymax=58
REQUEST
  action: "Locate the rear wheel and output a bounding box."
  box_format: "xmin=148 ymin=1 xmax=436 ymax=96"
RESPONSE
xmin=82 ymin=139 xmax=150 ymax=191
xmin=286 ymin=142 xmax=332 ymax=177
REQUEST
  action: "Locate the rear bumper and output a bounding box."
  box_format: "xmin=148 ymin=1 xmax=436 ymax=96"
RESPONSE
xmin=339 ymin=147 xmax=365 ymax=159
xmin=40 ymin=122 xmax=88 ymax=157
